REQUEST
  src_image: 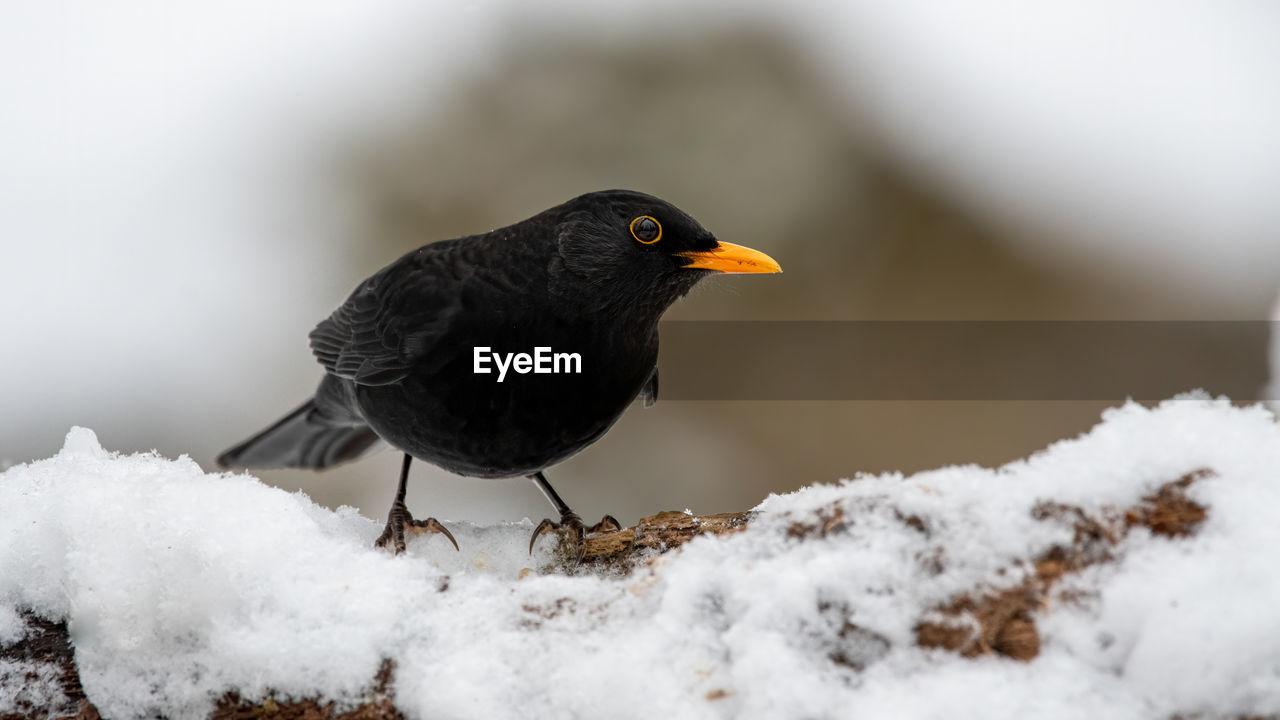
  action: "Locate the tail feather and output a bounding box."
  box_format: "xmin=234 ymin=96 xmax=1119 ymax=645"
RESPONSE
xmin=217 ymin=400 xmax=382 ymax=470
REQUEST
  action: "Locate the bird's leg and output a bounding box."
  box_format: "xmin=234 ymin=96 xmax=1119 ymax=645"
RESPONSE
xmin=374 ymin=453 xmax=459 ymax=554
xmin=527 ymin=471 xmax=621 ymax=562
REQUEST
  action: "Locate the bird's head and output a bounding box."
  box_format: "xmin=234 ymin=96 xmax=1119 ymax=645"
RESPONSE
xmin=550 ymin=190 xmax=781 ymax=317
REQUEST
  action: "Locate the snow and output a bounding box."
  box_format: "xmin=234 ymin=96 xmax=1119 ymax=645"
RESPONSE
xmin=0 ymin=661 xmax=71 ymax=718
xmin=3 ymin=398 xmax=1280 ymax=719
xmin=0 ymin=607 xmax=23 ymax=645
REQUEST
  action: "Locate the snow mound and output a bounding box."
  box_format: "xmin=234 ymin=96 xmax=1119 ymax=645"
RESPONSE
xmin=2 ymin=398 xmax=1279 ymax=719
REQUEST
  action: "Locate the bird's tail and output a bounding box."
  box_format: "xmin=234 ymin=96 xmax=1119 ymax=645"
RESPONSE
xmin=216 ymin=400 xmax=382 ymax=470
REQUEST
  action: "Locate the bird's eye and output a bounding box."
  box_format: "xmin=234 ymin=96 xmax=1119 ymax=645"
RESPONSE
xmin=629 ymin=216 xmax=662 ymax=244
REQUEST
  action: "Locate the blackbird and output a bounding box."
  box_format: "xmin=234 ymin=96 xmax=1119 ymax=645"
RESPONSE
xmin=217 ymin=189 xmax=781 ymax=559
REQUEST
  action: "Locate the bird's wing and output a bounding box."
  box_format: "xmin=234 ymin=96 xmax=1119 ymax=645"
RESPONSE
xmin=641 ymin=367 xmax=659 ymax=407
xmin=309 ymin=250 xmax=461 ymax=387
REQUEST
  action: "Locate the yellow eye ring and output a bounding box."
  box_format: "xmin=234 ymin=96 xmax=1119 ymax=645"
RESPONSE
xmin=629 ymin=215 xmax=662 ymax=244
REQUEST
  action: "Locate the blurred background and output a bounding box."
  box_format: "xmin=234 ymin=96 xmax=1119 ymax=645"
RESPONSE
xmin=3 ymin=1 xmax=1279 ymax=525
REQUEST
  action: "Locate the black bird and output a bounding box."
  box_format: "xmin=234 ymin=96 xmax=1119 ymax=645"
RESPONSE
xmin=217 ymin=190 xmax=780 ymax=558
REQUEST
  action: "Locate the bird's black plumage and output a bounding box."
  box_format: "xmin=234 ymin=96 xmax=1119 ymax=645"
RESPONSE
xmin=218 ymin=189 xmax=780 ymax=556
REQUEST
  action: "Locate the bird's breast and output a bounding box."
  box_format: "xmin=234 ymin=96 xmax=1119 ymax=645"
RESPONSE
xmin=355 ymin=317 xmax=656 ymax=478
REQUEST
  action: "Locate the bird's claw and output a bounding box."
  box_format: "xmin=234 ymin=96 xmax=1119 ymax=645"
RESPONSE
xmin=406 ymin=517 xmax=460 ymax=552
xmin=591 ymin=514 xmax=623 ymax=533
xmin=375 ymin=501 xmax=458 ymax=554
xmin=529 ymin=512 xmax=585 ymax=560
xmin=374 ymin=523 xmax=406 ymax=554
xmin=528 ymin=513 xmax=622 ymax=562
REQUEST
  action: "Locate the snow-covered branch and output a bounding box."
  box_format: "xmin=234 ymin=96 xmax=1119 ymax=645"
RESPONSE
xmin=3 ymin=397 xmax=1279 ymax=719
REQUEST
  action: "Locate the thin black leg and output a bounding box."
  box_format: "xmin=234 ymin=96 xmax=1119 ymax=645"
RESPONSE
xmin=530 ymin=471 xmax=573 ymax=517
xmin=394 ymin=452 xmax=412 ymax=503
xmin=374 ymin=453 xmax=458 ymax=554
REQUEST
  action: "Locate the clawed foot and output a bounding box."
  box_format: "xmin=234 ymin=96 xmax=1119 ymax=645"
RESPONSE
xmin=528 ymin=512 xmax=622 ymax=562
xmin=375 ymin=500 xmax=459 ymax=555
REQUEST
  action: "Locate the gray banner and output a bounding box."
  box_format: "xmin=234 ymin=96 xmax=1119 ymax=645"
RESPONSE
xmin=657 ymin=321 xmax=1272 ymax=400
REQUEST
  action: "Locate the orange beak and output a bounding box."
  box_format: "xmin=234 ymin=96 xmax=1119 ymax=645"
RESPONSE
xmin=677 ymin=241 xmax=782 ymax=274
